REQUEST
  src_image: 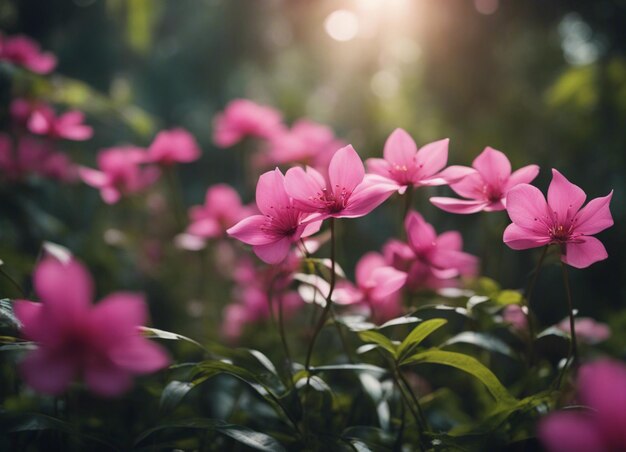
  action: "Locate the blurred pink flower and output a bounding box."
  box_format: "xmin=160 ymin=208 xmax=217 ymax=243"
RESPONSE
xmin=147 ymin=128 xmax=201 ymax=165
xmin=10 ymin=98 xmax=37 ymax=125
xmin=366 ymin=128 xmax=472 ymax=194
xmin=503 ymin=169 xmax=613 ymax=268
xmin=502 ymin=304 xmax=528 ymax=333
xmin=0 ymin=133 xmax=76 ymax=182
xmin=228 ymin=168 xmax=322 ymax=264
xmin=186 ymin=184 xmax=253 ymax=239
xmin=213 ymin=99 xmax=284 ymax=148
xmin=539 ymin=359 xmax=626 ymax=452
xmin=267 ymin=119 xmax=345 ymax=168
xmin=28 ymin=105 xmax=93 ymax=141
xmin=430 ymin=146 xmax=539 ymax=214
xmin=284 ymin=145 xmax=397 ymax=220
xmin=0 ymin=33 xmax=56 ymax=74
xmin=334 ymin=252 xmax=407 ymax=322
xmin=14 ymin=256 xmax=169 ymax=396
xmin=557 ymin=317 xmax=611 ymax=344
xmin=80 ymin=146 xmax=160 ymax=204
xmin=384 ymin=211 xmax=478 ymax=290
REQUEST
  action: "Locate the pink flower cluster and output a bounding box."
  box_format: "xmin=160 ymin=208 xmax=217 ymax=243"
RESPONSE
xmin=0 ymin=32 xmax=56 ymax=74
xmin=15 ymin=256 xmax=169 ymax=396
xmin=539 ymin=359 xmax=626 ymax=452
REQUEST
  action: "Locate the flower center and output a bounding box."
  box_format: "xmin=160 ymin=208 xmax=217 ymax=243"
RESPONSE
xmin=388 ymin=160 xmax=422 ymax=185
xmin=482 ymin=184 xmax=502 ymax=203
xmin=549 ymin=224 xmax=572 ymax=242
xmin=311 ymin=185 xmax=351 ymax=213
xmin=261 ymin=205 xmax=300 ymax=237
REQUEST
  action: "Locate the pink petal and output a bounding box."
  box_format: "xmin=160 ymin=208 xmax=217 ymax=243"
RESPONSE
xmin=255 ymin=168 xmax=290 ymax=215
xmin=574 ymin=191 xmax=613 ymax=235
xmin=369 ymin=267 xmax=407 ymax=300
xmin=13 ymin=301 xmax=50 ymax=342
xmin=101 ymin=187 xmax=121 ymax=204
xmin=415 ymin=138 xmax=449 ymax=177
xmin=341 ymin=176 xmax=396 ymax=218
xmin=449 ymin=171 xmax=484 ymax=199
xmin=187 ymin=218 xmax=221 ymax=238
xmin=562 ymin=236 xmax=608 ymax=269
xmin=472 ymin=147 xmax=511 ymax=188
xmin=423 ymin=165 xmax=475 ymax=186
xmin=538 ymin=413 xmax=606 ymax=452
xmin=430 ymin=197 xmax=489 ymax=214
xmin=84 ymin=359 xmax=133 ymax=397
xmin=503 ymin=223 xmax=550 ymax=250
xmin=20 ymin=348 xmax=76 ymax=395
xmin=355 ymin=252 xmax=387 ymax=285
xmin=284 ymin=166 xmax=325 ymax=212
xmin=436 ymin=231 xmax=462 ymax=251
xmin=227 ymin=215 xmax=274 ymax=245
xmin=253 ymin=237 xmax=291 ymax=264
xmin=328 ymin=145 xmax=365 ymax=194
xmin=59 ymin=124 xmax=93 ymax=141
xmin=405 ymin=211 xmax=437 ymax=252
xmin=301 ymin=220 xmax=323 ymax=238
xmin=505 ymin=184 xmax=551 ymax=233
xmin=34 ymin=257 xmax=92 ymax=325
xmin=109 ymin=337 xmax=170 ymax=374
xmin=504 ymin=164 xmax=540 ymax=191
xmin=89 ymin=292 xmax=148 ymax=346
xmin=547 ymin=169 xmax=587 ymax=225
xmin=382 ymin=128 xmax=417 ymax=167
xmin=365 ymin=158 xmax=392 ymax=178
xmin=79 ymin=167 xmax=109 ymax=188
xmin=27 ymin=110 xmax=50 ymax=135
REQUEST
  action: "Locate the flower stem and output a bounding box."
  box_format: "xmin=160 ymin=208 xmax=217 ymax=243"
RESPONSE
xmin=560 ymin=261 xmax=578 ymax=368
xmin=403 ymin=186 xmax=414 ymax=219
xmin=164 ymin=165 xmax=185 ymax=230
xmin=391 ymin=363 xmax=427 ymax=451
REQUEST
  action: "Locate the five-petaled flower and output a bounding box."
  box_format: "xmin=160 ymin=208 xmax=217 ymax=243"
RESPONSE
xmin=430 ymin=146 xmax=539 ymax=214
xmin=285 ymin=144 xmax=397 ymax=220
xmin=147 ymin=128 xmax=202 ymax=165
xmin=227 ymin=168 xmax=322 ymax=264
xmin=28 ymin=104 xmax=93 ymax=141
xmin=503 ymin=169 xmax=613 ymax=269
xmin=366 ymin=128 xmax=473 ymax=194
xmin=14 ymin=256 xmax=170 ymax=396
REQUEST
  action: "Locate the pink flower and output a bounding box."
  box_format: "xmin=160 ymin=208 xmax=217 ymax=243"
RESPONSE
xmin=13 ymin=257 xmax=169 ymax=396
xmin=267 ymin=119 xmax=345 ymax=168
xmin=430 ymin=147 xmax=540 ymax=214
xmin=335 ymin=252 xmax=407 ymax=322
xmin=0 ymin=33 xmax=56 ymax=74
xmin=284 ymin=145 xmax=397 ymax=220
xmin=503 ymin=169 xmax=613 ymax=269
xmin=227 ymin=168 xmax=322 ymax=264
xmin=366 ymin=128 xmax=473 ymax=194
xmin=213 ymin=99 xmax=284 ymax=148
xmin=80 ymin=146 xmax=160 ymax=204
xmin=557 ymin=317 xmax=611 ymax=344
xmin=147 ymin=128 xmax=201 ymax=165
xmin=502 ymin=305 xmax=528 ymax=333
xmin=385 ymin=211 xmax=478 ymax=290
xmin=539 ymin=359 xmax=626 ymax=452
xmin=186 ymin=184 xmax=254 ymax=239
xmin=28 ymin=105 xmax=93 ymax=141
xmin=0 ymin=133 xmax=76 ymax=182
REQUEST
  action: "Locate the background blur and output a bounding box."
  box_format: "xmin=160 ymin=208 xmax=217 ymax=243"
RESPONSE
xmin=0 ymin=0 xmax=624 ymax=349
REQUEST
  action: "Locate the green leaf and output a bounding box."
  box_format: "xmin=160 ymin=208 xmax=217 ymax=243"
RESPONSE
xmin=310 ymin=364 xmax=387 ymax=375
xmin=0 ymin=299 xmax=20 ymax=328
xmin=140 ymin=326 xmax=207 ymax=351
xmin=400 ymin=349 xmax=516 ymax=405
xmin=495 ymin=290 xmax=523 ymax=305
xmin=442 ymin=332 xmax=515 ymax=358
xmin=1 ymin=412 xmax=120 ymax=450
xmin=358 ymin=330 xmax=397 ymax=357
xmin=398 ymin=318 xmax=448 ymax=359
xmin=135 ymin=418 xmax=286 ymax=451
xmin=159 ymin=380 xmax=197 ymax=414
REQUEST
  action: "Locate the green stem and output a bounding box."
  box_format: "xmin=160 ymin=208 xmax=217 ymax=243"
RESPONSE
xmin=560 ymin=261 xmax=578 ymax=368
xmin=390 ymin=363 xmax=427 ymax=451
xmin=403 ymin=186 xmax=414 ymax=220
xmin=164 ymin=166 xmax=185 ymax=230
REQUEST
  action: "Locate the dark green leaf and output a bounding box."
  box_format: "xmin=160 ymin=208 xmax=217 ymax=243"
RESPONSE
xmin=442 ymin=332 xmax=515 ymax=358
xmin=398 ymin=318 xmax=448 ymax=359
xmin=358 ymin=331 xmax=397 ymax=357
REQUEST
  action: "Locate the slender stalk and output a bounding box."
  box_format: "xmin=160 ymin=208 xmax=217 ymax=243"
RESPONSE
xmin=403 ymin=186 xmax=414 ymax=219
xmin=523 ymin=245 xmax=548 ymax=363
xmin=164 ymin=166 xmax=185 ymax=230
xmin=276 ymin=293 xmax=294 ymax=382
xmin=0 ymin=267 xmax=25 ymax=298
xmin=390 ymin=364 xmax=426 ymax=451
xmin=304 ymin=219 xmax=336 ymax=373
xmin=560 ymin=261 xmax=578 ymax=368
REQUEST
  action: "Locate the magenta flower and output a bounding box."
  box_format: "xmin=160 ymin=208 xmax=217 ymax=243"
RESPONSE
xmin=0 ymin=133 xmax=76 ymax=182
xmin=28 ymin=105 xmax=93 ymax=141
xmin=430 ymin=146 xmax=539 ymax=214
xmin=213 ymin=99 xmax=284 ymax=148
xmin=267 ymin=119 xmax=345 ymax=168
xmin=384 ymin=211 xmax=478 ymax=290
xmin=557 ymin=317 xmax=611 ymax=344
xmin=227 ymin=168 xmax=322 ymax=264
xmin=366 ymin=128 xmax=473 ymax=194
xmin=14 ymin=257 xmax=169 ymax=396
xmin=147 ymin=128 xmax=202 ymax=165
xmin=186 ymin=184 xmax=254 ymax=239
xmin=503 ymin=169 xmax=613 ymax=269
xmin=284 ymin=145 xmax=397 ymax=220
xmin=0 ymin=33 xmax=56 ymax=74
xmin=539 ymin=359 xmax=626 ymax=452
xmin=502 ymin=304 xmax=528 ymax=334
xmin=80 ymin=146 xmax=161 ymax=204
xmin=334 ymin=252 xmax=407 ymax=322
